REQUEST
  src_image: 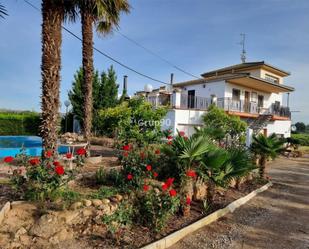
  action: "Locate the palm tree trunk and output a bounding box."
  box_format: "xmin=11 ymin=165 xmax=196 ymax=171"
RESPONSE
xmin=259 ymin=156 xmax=267 ymax=178
xmin=207 ymin=179 xmax=216 ymax=205
xmin=41 ymin=0 xmax=63 ymax=152
xmin=81 ymin=11 xmax=93 ymax=140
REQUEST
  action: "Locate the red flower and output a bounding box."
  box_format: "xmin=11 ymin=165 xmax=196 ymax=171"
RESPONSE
xmin=186 ymin=170 xmax=197 ymax=178
xmin=140 ymin=152 xmax=145 ymax=159
xmin=45 ymin=150 xmax=53 ymax=158
xmin=122 ymin=145 xmax=130 ymax=151
xmin=146 ymin=164 xmax=152 ymax=171
xmin=186 ymin=197 xmax=191 ymax=205
xmin=179 ymin=131 xmax=185 ymax=137
xmin=29 ymin=158 xmax=40 ymax=166
xmin=155 ymin=149 xmax=160 ymax=155
xmin=169 ymin=189 xmax=177 ymax=197
xmin=162 ymin=183 xmax=168 ymax=191
xmin=55 ymin=165 xmax=65 ymax=175
xmin=77 ymin=148 xmax=86 ymax=156
xmin=66 ymin=153 xmax=73 ymax=159
xmin=153 ymin=172 xmax=158 ymax=178
xmin=166 ymin=178 xmax=174 ymax=187
xmin=167 ymin=141 xmax=172 ymax=145
xmin=127 ymin=174 xmax=133 ymax=180
xmin=3 ymin=156 xmax=14 ymax=163
xmin=167 ymin=135 xmax=173 ymax=140
xmin=123 ymin=152 xmax=129 ymax=157
xmin=53 ymin=161 xmax=61 ymax=167
xmin=143 ymin=185 xmax=149 ymax=192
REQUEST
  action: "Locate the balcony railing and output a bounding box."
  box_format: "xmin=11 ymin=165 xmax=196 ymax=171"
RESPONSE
xmin=147 ymin=94 xmax=291 ymax=118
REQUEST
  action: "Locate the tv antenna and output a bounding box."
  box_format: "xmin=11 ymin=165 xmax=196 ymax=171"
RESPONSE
xmin=240 ymin=33 xmax=246 ymax=63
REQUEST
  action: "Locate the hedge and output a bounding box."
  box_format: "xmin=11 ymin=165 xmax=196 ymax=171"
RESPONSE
xmin=0 ymin=112 xmax=41 ymax=136
xmin=291 ymin=133 xmax=309 ymax=146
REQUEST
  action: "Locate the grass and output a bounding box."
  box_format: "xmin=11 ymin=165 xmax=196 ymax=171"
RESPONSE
xmin=88 ymin=186 xmax=119 ymax=199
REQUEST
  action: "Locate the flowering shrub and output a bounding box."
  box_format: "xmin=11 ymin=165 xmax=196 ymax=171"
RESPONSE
xmin=6 ymin=151 xmax=77 ymax=201
xmin=135 ymin=179 xmax=180 ymax=232
xmin=118 ymin=144 xmax=161 ymax=189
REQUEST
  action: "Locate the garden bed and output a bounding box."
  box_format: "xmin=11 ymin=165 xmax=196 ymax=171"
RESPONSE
xmin=0 ymin=178 xmax=266 ymax=249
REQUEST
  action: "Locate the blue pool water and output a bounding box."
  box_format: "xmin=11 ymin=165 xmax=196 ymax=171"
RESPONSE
xmin=0 ymin=136 xmax=67 ymax=158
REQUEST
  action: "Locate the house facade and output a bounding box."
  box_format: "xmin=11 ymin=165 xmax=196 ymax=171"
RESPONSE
xmin=137 ymin=61 xmax=295 ymax=138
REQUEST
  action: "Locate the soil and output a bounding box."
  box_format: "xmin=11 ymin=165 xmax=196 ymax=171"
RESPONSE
xmin=170 ymin=156 xmax=309 ymax=249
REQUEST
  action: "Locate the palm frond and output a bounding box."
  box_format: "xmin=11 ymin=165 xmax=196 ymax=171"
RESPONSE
xmin=0 ymin=3 xmax=8 ymax=19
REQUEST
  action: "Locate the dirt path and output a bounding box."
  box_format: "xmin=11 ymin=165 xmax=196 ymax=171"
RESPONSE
xmin=170 ymin=156 xmax=309 ymax=249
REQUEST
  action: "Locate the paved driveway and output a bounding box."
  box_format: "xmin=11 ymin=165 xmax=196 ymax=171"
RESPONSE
xmin=170 ymin=156 xmax=309 ymax=249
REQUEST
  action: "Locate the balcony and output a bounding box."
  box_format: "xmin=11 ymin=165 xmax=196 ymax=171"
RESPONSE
xmin=149 ymin=93 xmax=290 ymax=119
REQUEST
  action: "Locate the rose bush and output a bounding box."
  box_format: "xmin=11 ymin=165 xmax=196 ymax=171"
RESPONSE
xmin=5 ymin=150 xmax=84 ymax=201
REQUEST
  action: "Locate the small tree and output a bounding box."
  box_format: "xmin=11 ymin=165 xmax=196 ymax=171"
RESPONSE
xmin=68 ymin=68 xmax=100 ymax=129
xmin=250 ymin=133 xmax=284 ymax=179
xmin=202 ymin=105 xmax=247 ymax=147
xmin=99 ymin=65 xmax=119 ymax=108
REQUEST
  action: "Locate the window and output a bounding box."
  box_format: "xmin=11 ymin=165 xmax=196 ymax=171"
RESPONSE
xmin=232 ymin=89 xmax=241 ymax=101
xmin=251 ymin=92 xmax=257 ymax=102
xmin=258 ymin=95 xmax=264 ymax=108
xmin=265 ymin=74 xmax=279 ymax=84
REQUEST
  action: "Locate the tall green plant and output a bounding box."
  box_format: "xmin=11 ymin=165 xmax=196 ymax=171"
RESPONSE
xmin=250 ymin=133 xmax=284 ymax=178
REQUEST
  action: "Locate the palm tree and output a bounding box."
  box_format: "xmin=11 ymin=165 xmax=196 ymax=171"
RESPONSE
xmin=40 ymin=0 xmax=76 ymax=152
xmin=78 ymin=0 xmax=130 ymax=140
xmin=250 ymin=133 xmax=285 ymax=179
xmin=0 ymin=3 xmax=8 ymax=19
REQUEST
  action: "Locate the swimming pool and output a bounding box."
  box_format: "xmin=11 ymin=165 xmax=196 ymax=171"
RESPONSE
xmin=0 ymin=136 xmax=67 ymax=158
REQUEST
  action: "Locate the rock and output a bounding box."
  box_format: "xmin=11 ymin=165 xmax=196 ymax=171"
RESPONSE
xmin=0 ymin=233 xmax=11 ymax=245
xmin=19 ymin=234 xmax=32 ymax=246
xmin=70 ymin=202 xmax=82 ymax=210
xmin=114 ymin=194 xmax=123 ymax=202
xmin=98 ymin=204 xmax=111 ymax=215
xmin=57 ymin=210 xmax=80 ymax=225
xmin=49 ymin=228 xmax=74 ymax=244
xmin=11 ymin=201 xmax=37 ymax=211
xmin=101 ymin=198 xmax=110 ymax=205
xmin=83 ymin=199 xmax=92 ymax=207
xmin=29 ymin=213 xmax=64 ymax=238
xmin=92 ymin=199 xmax=103 ymax=207
xmin=0 ymin=202 xmax=10 ymax=225
xmin=15 ymin=227 xmax=27 ymax=238
xmin=109 ymin=203 xmax=118 ymax=214
xmin=82 ymin=208 xmax=94 ymax=217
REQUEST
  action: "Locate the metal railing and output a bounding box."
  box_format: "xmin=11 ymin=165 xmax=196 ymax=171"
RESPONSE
xmin=180 ymin=94 xmax=212 ymax=110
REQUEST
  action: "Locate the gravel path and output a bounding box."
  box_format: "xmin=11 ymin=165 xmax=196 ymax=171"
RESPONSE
xmin=170 ymin=156 xmax=309 ymax=249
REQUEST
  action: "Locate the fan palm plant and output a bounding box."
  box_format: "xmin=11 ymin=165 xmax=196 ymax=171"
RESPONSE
xmin=0 ymin=3 xmax=7 ymax=19
xmin=250 ymin=133 xmax=285 ymax=179
xmin=40 ymin=0 xmax=76 ymax=152
xmin=199 ymin=147 xmax=255 ymax=204
xmin=77 ymin=0 xmax=130 ymax=139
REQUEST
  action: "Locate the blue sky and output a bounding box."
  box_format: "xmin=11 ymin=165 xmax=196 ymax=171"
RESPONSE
xmin=0 ymin=0 xmax=308 ymax=123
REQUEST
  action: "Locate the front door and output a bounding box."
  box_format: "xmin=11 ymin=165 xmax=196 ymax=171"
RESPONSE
xmin=244 ymin=91 xmax=250 ymax=112
xmin=188 ymin=90 xmax=195 ymax=108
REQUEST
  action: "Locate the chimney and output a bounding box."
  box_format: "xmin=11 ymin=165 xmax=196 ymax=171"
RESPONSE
xmin=123 ymin=75 xmax=130 ymax=100
xmin=170 ymin=73 xmax=174 ymax=84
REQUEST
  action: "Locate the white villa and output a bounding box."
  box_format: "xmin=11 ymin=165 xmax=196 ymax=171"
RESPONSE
xmin=137 ymin=61 xmax=295 ymax=138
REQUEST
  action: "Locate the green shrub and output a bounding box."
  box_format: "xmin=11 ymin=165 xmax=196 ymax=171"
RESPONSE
xmin=291 ymin=133 xmax=309 ymax=146
xmin=0 ymin=112 xmax=40 ymax=135
xmin=97 ymin=97 xmax=167 ymax=145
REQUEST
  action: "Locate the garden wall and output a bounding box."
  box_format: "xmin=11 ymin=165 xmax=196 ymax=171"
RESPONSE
xmin=0 ymin=112 xmax=41 ymax=135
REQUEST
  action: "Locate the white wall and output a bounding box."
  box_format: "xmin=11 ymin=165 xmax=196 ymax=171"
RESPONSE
xmin=181 ymin=81 xmax=226 ymax=98
xmin=266 ymin=120 xmax=291 ymax=138
xmin=162 ymin=109 xmax=206 ymax=136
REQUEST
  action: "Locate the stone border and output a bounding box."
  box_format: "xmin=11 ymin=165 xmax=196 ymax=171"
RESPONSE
xmin=0 ymin=201 xmax=11 ymax=225
xmin=141 ymin=182 xmax=273 ymax=249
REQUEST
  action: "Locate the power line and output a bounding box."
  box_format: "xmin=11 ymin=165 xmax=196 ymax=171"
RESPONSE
xmin=114 ymin=29 xmax=200 ymax=79
xmin=23 ymin=0 xmax=170 ymax=85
